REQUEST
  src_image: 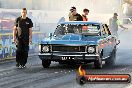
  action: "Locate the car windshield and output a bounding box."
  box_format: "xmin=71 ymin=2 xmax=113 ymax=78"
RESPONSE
xmin=54 ymin=23 xmax=100 ymax=36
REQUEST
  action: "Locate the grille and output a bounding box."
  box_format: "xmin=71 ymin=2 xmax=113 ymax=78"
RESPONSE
xmin=52 ymin=45 xmax=86 ymax=52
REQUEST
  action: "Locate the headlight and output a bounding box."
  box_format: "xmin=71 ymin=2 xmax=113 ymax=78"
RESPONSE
xmin=87 ymin=46 xmax=95 ymax=53
xmin=42 ymin=45 xmax=49 ymax=52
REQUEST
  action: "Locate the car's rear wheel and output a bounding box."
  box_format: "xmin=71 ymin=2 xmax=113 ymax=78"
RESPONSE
xmin=94 ymin=55 xmax=103 ymax=69
xmin=42 ymin=60 xmax=51 ymax=68
xmin=105 ymin=48 xmax=116 ymax=66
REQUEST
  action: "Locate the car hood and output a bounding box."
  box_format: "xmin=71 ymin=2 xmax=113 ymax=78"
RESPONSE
xmin=41 ymin=33 xmax=102 ymax=45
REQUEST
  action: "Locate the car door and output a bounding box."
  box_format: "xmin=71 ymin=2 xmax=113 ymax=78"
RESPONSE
xmin=102 ymin=24 xmax=114 ymax=57
xmin=101 ymin=24 xmax=111 ymax=58
xmin=104 ymin=24 xmax=116 ymax=53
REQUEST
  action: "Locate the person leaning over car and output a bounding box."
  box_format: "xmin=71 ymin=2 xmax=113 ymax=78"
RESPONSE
xmin=13 ymin=8 xmax=33 ymax=68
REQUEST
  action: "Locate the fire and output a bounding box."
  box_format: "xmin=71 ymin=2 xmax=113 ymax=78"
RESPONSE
xmin=78 ymin=65 xmax=86 ymax=76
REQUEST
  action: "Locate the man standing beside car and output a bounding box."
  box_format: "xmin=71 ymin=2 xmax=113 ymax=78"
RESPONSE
xmin=13 ymin=8 xmax=33 ymax=68
xmin=109 ymin=13 xmax=128 ymax=44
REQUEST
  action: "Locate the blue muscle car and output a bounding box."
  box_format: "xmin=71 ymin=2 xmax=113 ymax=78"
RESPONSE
xmin=38 ymin=21 xmax=117 ymax=69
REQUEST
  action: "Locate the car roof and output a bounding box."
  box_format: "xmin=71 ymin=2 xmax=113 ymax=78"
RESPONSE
xmin=59 ymin=21 xmax=101 ymax=25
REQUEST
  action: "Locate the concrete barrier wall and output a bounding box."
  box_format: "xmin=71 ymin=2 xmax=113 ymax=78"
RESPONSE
xmin=0 ymin=32 xmax=45 ymax=60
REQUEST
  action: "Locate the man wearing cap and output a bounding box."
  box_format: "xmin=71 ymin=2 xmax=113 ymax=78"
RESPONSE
xmin=109 ymin=13 xmax=128 ymax=44
xmin=69 ymin=7 xmax=83 ymax=21
xmin=69 ymin=7 xmax=76 ymax=21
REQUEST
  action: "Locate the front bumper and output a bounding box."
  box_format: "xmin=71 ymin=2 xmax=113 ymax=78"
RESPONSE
xmin=38 ymin=52 xmax=99 ymax=61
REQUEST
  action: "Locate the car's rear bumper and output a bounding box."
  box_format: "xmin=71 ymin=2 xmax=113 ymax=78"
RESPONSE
xmin=38 ymin=52 xmax=99 ymax=61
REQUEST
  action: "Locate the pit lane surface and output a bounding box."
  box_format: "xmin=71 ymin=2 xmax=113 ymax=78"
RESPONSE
xmin=0 ymin=25 xmax=132 ymax=88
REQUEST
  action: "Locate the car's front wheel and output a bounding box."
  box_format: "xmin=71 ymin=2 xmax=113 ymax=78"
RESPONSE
xmin=42 ymin=60 xmax=51 ymax=68
xmin=105 ymin=48 xmax=116 ymax=66
xmin=94 ymin=55 xmax=103 ymax=69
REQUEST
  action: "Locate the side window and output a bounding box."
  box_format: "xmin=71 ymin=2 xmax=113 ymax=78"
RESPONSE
xmin=101 ymin=25 xmax=107 ymax=37
xmin=102 ymin=24 xmax=111 ymax=36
